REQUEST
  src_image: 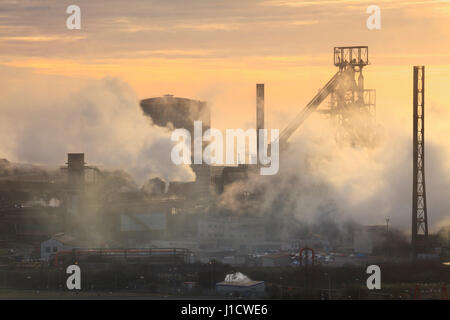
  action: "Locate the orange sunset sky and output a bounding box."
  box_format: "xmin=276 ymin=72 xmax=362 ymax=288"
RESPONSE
xmin=0 ymin=0 xmax=449 ymax=128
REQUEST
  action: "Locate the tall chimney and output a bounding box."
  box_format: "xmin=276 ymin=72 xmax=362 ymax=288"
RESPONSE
xmin=66 ymin=153 xmax=85 ymax=236
xmin=256 ymin=83 xmax=264 ymax=160
xmin=67 ymin=153 xmax=85 ymax=193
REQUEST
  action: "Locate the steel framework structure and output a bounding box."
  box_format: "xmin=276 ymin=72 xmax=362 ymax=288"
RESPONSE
xmin=412 ymin=66 xmax=428 ymax=258
xmin=276 ymin=46 xmax=376 ymax=150
xmin=323 ymin=47 xmax=376 ymax=144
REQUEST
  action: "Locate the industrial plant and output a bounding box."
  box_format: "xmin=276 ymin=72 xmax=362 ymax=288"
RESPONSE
xmin=0 ymin=46 xmax=449 ymax=300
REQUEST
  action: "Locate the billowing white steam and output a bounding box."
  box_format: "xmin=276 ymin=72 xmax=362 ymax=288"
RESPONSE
xmin=219 ymin=111 xmax=450 ymax=232
xmin=0 ymin=65 xmax=194 ymax=184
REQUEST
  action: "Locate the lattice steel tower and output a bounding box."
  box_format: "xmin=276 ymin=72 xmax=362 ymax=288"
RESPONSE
xmin=319 ymin=46 xmax=376 ymax=146
xmin=412 ymin=66 xmax=428 ymax=258
xmin=329 ymin=46 xmax=376 ymax=125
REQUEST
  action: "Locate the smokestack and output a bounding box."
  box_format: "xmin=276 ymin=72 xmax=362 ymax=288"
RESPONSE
xmin=67 ymin=153 xmax=85 ymax=193
xmin=256 ymin=84 xmax=264 ymax=160
xmin=66 ymin=153 xmax=86 ymax=236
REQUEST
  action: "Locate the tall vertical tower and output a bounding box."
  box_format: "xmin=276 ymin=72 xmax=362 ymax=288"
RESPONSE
xmin=412 ymin=66 xmax=428 ymax=258
xmin=65 ymin=153 xmax=86 ymax=236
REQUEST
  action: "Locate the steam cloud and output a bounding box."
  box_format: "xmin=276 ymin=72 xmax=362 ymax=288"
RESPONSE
xmin=0 ymin=65 xmax=194 ymax=184
xmin=218 ymin=108 xmax=450 ymax=233
xmin=0 ymin=65 xmax=448 ymax=233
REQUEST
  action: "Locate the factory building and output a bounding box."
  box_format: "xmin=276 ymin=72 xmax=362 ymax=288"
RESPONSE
xmin=198 ymin=216 xmax=266 ymax=250
xmin=119 ymin=211 xmax=167 ymax=246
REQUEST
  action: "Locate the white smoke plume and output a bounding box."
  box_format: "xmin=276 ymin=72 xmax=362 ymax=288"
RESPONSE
xmin=0 ymin=65 xmax=194 ymax=184
xmin=218 ymin=109 xmax=450 ymax=233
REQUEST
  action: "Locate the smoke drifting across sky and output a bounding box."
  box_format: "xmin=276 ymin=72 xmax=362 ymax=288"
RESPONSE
xmin=218 ymin=104 xmax=450 ymax=233
xmin=0 ymin=63 xmax=449 ymax=233
xmin=0 ymin=65 xmax=195 ymax=184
